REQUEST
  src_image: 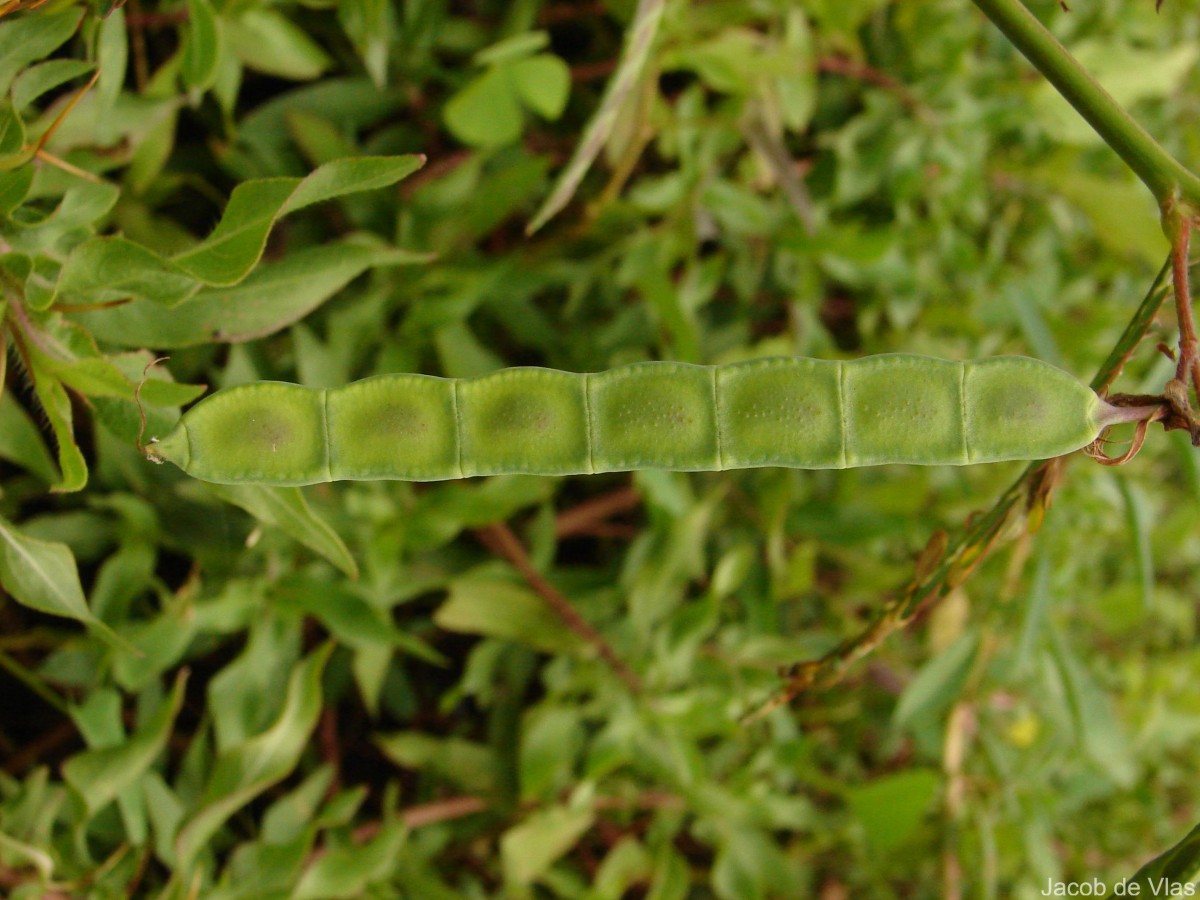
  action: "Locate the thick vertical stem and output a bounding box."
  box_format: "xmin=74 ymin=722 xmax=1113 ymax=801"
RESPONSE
xmin=1167 ymin=210 xmax=1200 ymax=392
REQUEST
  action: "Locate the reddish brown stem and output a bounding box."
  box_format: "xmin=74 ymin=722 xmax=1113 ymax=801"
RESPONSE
xmin=1170 ymin=216 xmax=1200 ymax=391
xmin=538 ymin=2 xmax=608 ymax=24
xmin=554 ymin=485 xmax=641 ymax=538
xmin=571 ymin=60 xmax=617 ymax=83
xmin=126 ymin=0 xmax=150 ymax=92
xmin=475 ymin=522 xmax=641 ymax=692
xmin=817 ymin=56 xmax=922 ymax=111
xmin=123 ymin=10 xmax=188 ymax=27
xmin=317 ymin=706 xmax=342 ymax=794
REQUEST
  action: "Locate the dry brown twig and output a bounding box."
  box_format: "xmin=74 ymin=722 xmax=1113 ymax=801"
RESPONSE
xmin=474 ymin=522 xmax=642 ymax=692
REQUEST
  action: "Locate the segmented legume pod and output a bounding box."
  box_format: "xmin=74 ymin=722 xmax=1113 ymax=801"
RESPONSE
xmin=151 ymin=355 xmax=1121 ymax=486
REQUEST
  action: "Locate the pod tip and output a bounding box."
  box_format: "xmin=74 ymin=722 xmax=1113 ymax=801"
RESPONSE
xmin=149 ymin=425 xmax=190 ymax=471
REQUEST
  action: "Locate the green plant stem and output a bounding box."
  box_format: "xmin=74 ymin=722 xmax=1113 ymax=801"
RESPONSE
xmin=970 ymin=0 xmax=1200 ymax=210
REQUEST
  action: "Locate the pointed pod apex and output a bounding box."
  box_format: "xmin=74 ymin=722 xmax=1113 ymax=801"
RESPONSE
xmin=152 ymin=424 xmax=190 ymax=471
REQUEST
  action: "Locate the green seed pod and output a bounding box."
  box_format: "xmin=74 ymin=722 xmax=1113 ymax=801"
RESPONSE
xmin=151 ymin=355 xmax=1113 ymax=486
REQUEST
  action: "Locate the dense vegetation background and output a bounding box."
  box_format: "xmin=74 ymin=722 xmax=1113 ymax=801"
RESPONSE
xmin=1 ymin=0 xmax=1199 ymax=896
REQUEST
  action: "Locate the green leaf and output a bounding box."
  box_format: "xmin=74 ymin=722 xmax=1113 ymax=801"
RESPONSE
xmin=0 ymin=167 xmax=33 ymax=213
xmin=375 ymin=731 xmax=497 ymax=795
xmin=226 ymin=8 xmax=333 ymax=81
xmin=11 ymin=59 xmax=95 ymax=112
xmin=230 ymin=78 xmax=405 ymax=180
xmin=665 ymin=29 xmax=766 ymax=95
xmin=142 ymin=772 xmax=185 ymax=869
xmin=434 ymin=574 xmax=587 ymax=654
xmin=712 ymin=828 xmax=803 ymax=900
xmin=282 ymin=154 xmax=423 ymax=213
xmin=0 ymin=100 xmax=28 ymax=167
xmin=1115 ymin=476 xmax=1154 ymax=613
xmin=1049 ymin=630 xmax=1138 ymax=788
xmin=34 ymin=342 xmax=132 ymax=400
xmin=169 ymin=179 xmax=309 ymax=284
xmin=6 ymin=181 xmax=120 ymax=271
xmin=519 ymin=708 xmax=583 ymax=801
xmin=336 ymin=0 xmax=390 ymax=88
xmin=260 ymin=765 xmax=335 ymax=844
xmin=95 ymin=7 xmax=127 ymax=143
xmin=292 ymin=818 xmax=406 ymax=899
xmin=1121 ymin=819 xmax=1200 ymax=894
xmin=509 ymin=54 xmax=571 ymax=120
xmin=845 ymin=769 xmax=939 ymax=855
xmin=127 ymin=239 xmax=423 ymax=347
xmin=0 ymin=9 xmax=83 ymax=96
xmin=274 ymin=576 xmax=445 ymax=664
xmin=1034 ymin=40 xmax=1200 ymax=145
xmin=444 ymin=67 xmax=524 ymax=148
xmin=181 ymin=0 xmax=221 ymax=93
xmin=108 ymin=352 xmax=205 ymax=407
xmin=55 ymin=237 xmax=197 ymax=307
xmin=285 ymin=109 xmax=358 ymax=167
xmin=0 ymin=390 xmax=58 ymax=483
xmin=111 ymin=605 xmax=197 ymax=691
xmin=26 ymin=369 xmax=86 ymax=492
xmin=474 ymin=31 xmax=550 ymax=67
xmin=501 ymin=805 xmax=594 ymax=886
xmin=63 ymin=672 xmax=187 ymax=818
xmin=208 ymin=617 xmax=301 ymax=752
xmin=174 ymin=643 xmax=333 ymax=871
xmin=56 ymin=156 xmax=424 ymax=305
xmin=0 ymin=832 xmax=53 ymax=886
xmin=1044 ymin=168 xmax=1166 ymax=268
xmin=892 ymin=631 xmax=979 ymax=730
xmin=0 ymin=513 xmax=121 ymax=647
xmin=207 ymin=484 xmax=358 ymax=578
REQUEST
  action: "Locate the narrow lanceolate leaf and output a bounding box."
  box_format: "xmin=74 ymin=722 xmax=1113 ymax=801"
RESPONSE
xmin=435 ymin=576 xmax=587 ymax=654
xmin=63 ymin=671 xmax=188 ymax=819
xmin=0 ymin=99 xmax=27 ymax=167
xmin=174 ymin=643 xmax=333 ymax=871
xmin=208 ymin=485 xmax=358 ymax=579
xmin=11 ymin=59 xmax=95 ymax=112
xmin=0 ymin=513 xmax=108 ymax=634
xmin=0 ymin=832 xmax=53 ymax=884
xmin=501 ymin=805 xmax=595 ymax=886
xmin=27 ymin=355 xmax=93 ymax=492
xmin=291 ymin=818 xmax=407 ymax=899
xmin=55 ymin=155 xmax=425 ymax=305
xmin=72 ymin=239 xmax=430 ymax=348
xmin=225 ymin=8 xmax=333 ymax=80
xmin=0 ymin=9 xmax=83 ymax=96
xmin=0 ymin=390 xmax=58 ymax=483
xmin=526 ymin=0 xmax=666 ymax=233
xmin=180 ymin=0 xmax=221 ymax=93
xmin=1122 ymin=819 xmax=1200 ymax=892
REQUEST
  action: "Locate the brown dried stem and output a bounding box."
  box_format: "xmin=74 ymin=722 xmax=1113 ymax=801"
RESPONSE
xmin=816 ymin=56 xmax=923 ymax=112
xmin=554 ymin=485 xmax=642 ymax=538
xmin=475 ymin=522 xmax=642 ymax=692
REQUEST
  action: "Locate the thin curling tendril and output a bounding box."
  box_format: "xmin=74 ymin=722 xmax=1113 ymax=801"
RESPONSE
xmin=135 ymin=356 xmax=171 ymax=462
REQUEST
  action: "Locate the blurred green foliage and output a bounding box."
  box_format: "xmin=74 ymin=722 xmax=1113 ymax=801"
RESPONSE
xmin=1 ymin=0 xmax=1199 ymax=896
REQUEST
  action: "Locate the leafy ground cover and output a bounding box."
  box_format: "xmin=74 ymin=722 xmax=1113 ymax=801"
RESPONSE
xmin=1 ymin=0 xmax=1200 ymax=896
